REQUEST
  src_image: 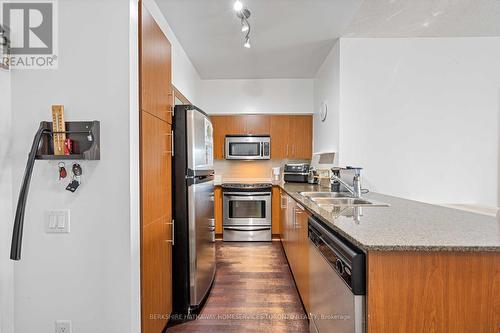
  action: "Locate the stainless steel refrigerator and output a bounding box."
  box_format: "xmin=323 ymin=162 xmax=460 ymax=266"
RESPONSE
xmin=172 ymin=105 xmax=216 ymax=317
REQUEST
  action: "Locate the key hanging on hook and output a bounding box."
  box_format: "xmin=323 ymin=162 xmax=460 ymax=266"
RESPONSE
xmin=58 ymin=162 xmax=67 ymax=179
xmin=66 ymin=163 xmax=83 ymax=193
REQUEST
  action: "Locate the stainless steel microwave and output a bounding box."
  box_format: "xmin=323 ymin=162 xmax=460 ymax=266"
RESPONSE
xmin=225 ymin=135 xmax=270 ymax=160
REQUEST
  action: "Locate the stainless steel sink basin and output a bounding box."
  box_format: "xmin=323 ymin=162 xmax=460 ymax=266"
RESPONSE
xmin=313 ymin=197 xmax=389 ymax=207
xmin=299 ymin=191 xmax=389 ymax=208
xmin=299 ymin=192 xmax=352 ymax=199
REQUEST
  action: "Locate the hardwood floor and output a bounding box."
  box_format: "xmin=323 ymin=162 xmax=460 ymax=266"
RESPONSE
xmin=167 ymin=241 xmax=309 ymax=333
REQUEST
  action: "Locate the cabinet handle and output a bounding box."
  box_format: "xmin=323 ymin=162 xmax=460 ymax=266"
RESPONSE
xmin=165 ymin=219 xmax=175 ymax=245
xmin=281 ymin=194 xmax=287 ymax=208
xmin=171 ymin=130 xmax=174 ymax=157
xmin=164 ymin=131 xmax=174 ymax=156
xmin=165 ymin=105 xmax=175 ymax=116
xmin=286 ymin=144 xmax=289 ymax=157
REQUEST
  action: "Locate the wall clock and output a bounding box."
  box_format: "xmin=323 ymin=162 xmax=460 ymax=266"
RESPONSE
xmin=320 ymin=102 xmax=328 ymax=122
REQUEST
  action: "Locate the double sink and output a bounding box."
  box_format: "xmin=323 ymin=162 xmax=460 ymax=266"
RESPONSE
xmin=299 ymin=192 xmax=389 ymax=211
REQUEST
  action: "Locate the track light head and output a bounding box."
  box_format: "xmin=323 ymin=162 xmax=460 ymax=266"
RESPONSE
xmin=233 ymin=0 xmax=243 ymax=12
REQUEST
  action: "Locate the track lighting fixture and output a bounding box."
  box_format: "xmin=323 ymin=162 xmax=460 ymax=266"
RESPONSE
xmin=233 ymin=0 xmax=243 ymax=12
xmin=234 ymin=1 xmax=252 ymax=48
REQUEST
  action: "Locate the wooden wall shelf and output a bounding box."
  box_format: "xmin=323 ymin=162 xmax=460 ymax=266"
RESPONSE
xmin=35 ymin=121 xmax=100 ymax=160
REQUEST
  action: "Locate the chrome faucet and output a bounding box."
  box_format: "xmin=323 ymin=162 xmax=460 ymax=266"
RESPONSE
xmin=330 ymin=167 xmax=363 ymax=198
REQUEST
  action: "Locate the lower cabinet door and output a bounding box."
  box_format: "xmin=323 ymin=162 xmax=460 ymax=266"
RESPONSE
xmin=295 ymin=204 xmax=310 ymax=312
xmin=140 ymin=110 xmax=173 ymax=332
xmin=142 ymin=220 xmax=171 ymax=332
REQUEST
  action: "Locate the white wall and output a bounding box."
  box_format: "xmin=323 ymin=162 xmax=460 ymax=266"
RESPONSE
xmin=498 ymin=88 xmax=500 ymax=212
xmin=199 ymin=79 xmax=313 ymax=114
xmin=146 ymin=0 xmax=202 ymax=105
xmin=0 ymin=67 xmax=14 ymax=333
xmin=313 ymin=41 xmax=340 ymax=155
xmin=10 ymin=1 xmax=139 ymax=332
xmin=338 ymin=37 xmax=500 ymax=206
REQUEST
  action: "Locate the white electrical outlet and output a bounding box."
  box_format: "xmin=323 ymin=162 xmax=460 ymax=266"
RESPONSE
xmin=46 ymin=210 xmax=70 ymax=233
xmin=55 ymin=320 xmax=72 ymax=333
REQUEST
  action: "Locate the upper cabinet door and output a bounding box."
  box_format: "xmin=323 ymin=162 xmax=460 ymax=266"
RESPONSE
xmin=140 ymin=111 xmax=170 ymax=226
xmin=210 ymin=116 xmax=226 ymax=160
xmin=270 ymin=115 xmax=290 ymax=159
xmin=289 ymin=115 xmax=312 ymax=159
xmin=225 ymin=115 xmax=247 ymax=135
xmin=245 ymin=115 xmax=270 ymax=135
xmin=140 ymin=4 xmax=172 ymax=123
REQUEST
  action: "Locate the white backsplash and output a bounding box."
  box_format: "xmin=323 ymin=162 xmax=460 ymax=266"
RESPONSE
xmin=214 ymin=159 xmax=309 ymax=183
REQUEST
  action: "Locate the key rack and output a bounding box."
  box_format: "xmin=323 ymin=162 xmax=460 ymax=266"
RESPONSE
xmin=10 ymin=120 xmax=100 ymax=261
xmin=36 ymin=121 xmax=100 ymax=160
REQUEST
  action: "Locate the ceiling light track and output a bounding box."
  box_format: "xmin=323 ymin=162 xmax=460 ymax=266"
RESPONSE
xmin=233 ymin=1 xmax=252 ymax=48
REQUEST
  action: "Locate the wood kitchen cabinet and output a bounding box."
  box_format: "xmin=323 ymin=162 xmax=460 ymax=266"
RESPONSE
xmin=245 ymin=115 xmax=270 ymax=135
xmin=214 ymin=186 xmax=223 ymax=234
xmin=141 ymin=220 xmax=171 ymax=333
xmin=221 ymin=114 xmax=271 ymax=135
xmin=367 ymin=251 xmax=500 ymax=332
xmin=140 ymin=111 xmax=173 ymax=333
xmin=211 ymin=115 xmax=312 ymax=160
xmin=140 ymin=3 xmax=173 ymax=332
xmin=270 ymin=115 xmax=312 ymax=160
xmin=294 ymin=203 xmax=310 ymax=312
xmin=280 ymin=191 xmax=310 ymax=312
xmin=140 ymin=3 xmax=172 ymax=124
xmin=288 ymin=115 xmax=312 ymax=159
xmin=269 ymin=115 xmax=289 ymax=159
xmin=210 ymin=116 xmax=226 ymax=160
xmin=271 ymin=186 xmax=281 ymax=236
xmin=225 ymin=115 xmax=248 ymax=134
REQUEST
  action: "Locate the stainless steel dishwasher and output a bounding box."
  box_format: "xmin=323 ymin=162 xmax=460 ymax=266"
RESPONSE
xmin=308 ymin=216 xmax=366 ymax=333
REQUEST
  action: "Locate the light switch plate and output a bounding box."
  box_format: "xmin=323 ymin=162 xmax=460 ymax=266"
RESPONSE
xmin=55 ymin=320 xmax=71 ymax=333
xmin=46 ymin=210 xmax=70 ymax=233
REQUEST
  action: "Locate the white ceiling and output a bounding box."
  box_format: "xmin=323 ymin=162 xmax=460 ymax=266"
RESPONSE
xmin=156 ymin=0 xmax=500 ymax=79
xmin=156 ymin=0 xmax=363 ymax=79
xmin=344 ymin=0 xmax=500 ymax=38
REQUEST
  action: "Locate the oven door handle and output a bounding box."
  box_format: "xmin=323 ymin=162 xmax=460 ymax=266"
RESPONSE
xmin=223 ymin=192 xmax=271 ymax=197
xmin=224 ymin=226 xmax=271 ymax=231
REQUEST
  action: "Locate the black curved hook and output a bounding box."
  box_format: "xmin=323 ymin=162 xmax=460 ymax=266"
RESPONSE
xmin=10 ymin=124 xmax=49 ymax=260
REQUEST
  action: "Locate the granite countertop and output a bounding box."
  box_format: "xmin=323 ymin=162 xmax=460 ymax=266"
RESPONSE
xmin=280 ymin=183 xmax=500 ymax=252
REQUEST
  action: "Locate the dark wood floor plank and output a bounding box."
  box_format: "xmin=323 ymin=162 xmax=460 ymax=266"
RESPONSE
xmin=167 ymin=241 xmax=309 ymax=333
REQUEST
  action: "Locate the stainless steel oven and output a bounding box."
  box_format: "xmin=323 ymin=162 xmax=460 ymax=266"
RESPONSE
xmin=222 ymin=183 xmax=272 ymax=241
xmin=225 ymin=135 xmax=270 ymax=160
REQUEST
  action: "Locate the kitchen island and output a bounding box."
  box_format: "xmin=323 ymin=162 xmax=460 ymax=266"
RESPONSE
xmin=278 ymin=183 xmax=500 ymax=333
